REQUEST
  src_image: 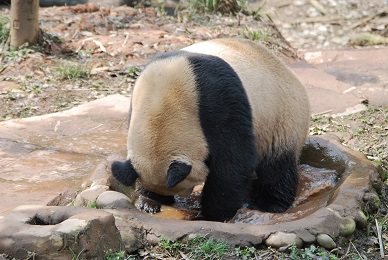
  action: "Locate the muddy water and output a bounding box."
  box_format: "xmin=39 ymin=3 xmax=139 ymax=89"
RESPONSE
xmin=0 ymin=138 xmax=103 ymax=216
xmin=154 ymin=164 xmax=339 ymax=223
xmin=231 ymin=164 xmax=338 ymax=224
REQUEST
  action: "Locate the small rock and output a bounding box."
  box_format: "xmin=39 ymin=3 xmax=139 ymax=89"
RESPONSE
xmin=317 ymin=234 xmax=336 ymax=250
xmin=74 ymin=185 xmax=109 ymax=207
xmin=354 ymin=210 xmax=368 ymax=229
xmin=318 ymin=25 xmax=327 ymax=32
xmin=265 ymin=232 xmax=303 ymax=248
xmin=363 ymin=192 xmax=381 ymax=213
xmin=295 ymin=229 xmax=316 ymax=244
xmin=96 ymin=191 xmax=133 ymax=209
xmin=47 ymin=189 xmax=78 ymax=206
xmin=339 ymin=217 xmax=356 ymax=237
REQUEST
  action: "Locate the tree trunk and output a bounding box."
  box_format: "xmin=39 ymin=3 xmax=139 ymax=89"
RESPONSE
xmin=10 ymin=0 xmax=39 ymax=50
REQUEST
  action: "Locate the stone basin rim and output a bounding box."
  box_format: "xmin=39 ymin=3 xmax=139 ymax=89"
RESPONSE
xmin=107 ymin=134 xmax=381 ymax=247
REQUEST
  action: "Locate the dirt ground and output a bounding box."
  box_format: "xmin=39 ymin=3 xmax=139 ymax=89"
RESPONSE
xmin=0 ymin=0 xmax=387 ymax=259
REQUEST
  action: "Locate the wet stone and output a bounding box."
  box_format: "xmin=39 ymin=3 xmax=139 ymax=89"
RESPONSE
xmin=74 ymin=185 xmax=109 ymax=207
xmin=97 ymin=191 xmax=134 ymax=209
xmin=265 ymin=232 xmax=303 ymax=248
xmin=317 ymin=234 xmax=336 ymax=250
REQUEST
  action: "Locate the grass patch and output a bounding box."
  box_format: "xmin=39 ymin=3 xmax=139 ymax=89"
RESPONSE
xmin=310 ymin=106 xmax=388 ymax=175
xmin=282 ymin=245 xmax=338 ymax=260
xmin=55 ymin=62 xmax=90 ymax=80
xmin=0 ymin=14 xmax=9 ymax=43
xmin=243 ymin=26 xmax=271 ymax=41
xmin=179 ymin=0 xmax=246 ymax=15
xmin=105 ymin=249 xmax=135 ymax=260
xmin=350 ymin=32 xmax=388 ymax=46
xmin=160 ymin=236 xmax=229 ymax=259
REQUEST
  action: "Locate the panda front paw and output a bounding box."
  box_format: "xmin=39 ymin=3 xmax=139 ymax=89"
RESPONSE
xmin=134 ymin=195 xmax=162 ymax=214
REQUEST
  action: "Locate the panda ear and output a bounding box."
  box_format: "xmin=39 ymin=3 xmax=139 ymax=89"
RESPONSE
xmin=166 ymin=161 xmax=192 ymax=188
xmin=111 ymin=160 xmax=138 ymax=186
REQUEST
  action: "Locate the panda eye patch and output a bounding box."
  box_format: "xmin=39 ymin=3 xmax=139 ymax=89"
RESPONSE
xmin=166 ymin=161 xmax=192 ymax=188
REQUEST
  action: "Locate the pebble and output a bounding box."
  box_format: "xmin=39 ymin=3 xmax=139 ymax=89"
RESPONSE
xmin=96 ymin=191 xmax=133 ymax=209
xmin=363 ymin=192 xmax=381 ymax=213
xmin=265 ymin=232 xmax=303 ymax=248
xmin=317 ymin=234 xmax=336 ymax=250
xmin=74 ymin=185 xmax=109 ymax=207
xmin=339 ymin=217 xmax=356 ymax=237
xmin=354 ymin=210 xmax=368 ymax=228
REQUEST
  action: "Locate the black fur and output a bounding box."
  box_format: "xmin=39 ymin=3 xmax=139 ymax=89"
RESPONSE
xmin=111 ymin=160 xmax=138 ymax=186
xmin=166 ymin=161 xmax=193 ymax=188
xmin=138 ymin=185 xmax=175 ymax=205
xmin=250 ymin=150 xmax=299 ymax=212
xmin=188 ymin=54 xmax=258 ymax=221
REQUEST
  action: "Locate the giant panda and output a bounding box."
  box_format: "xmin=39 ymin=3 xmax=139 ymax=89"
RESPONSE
xmin=112 ymin=38 xmax=310 ymax=222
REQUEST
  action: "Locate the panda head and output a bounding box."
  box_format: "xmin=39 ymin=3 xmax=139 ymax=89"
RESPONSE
xmin=111 ymin=54 xmax=209 ymax=197
xmin=111 ymin=157 xmax=204 ymax=197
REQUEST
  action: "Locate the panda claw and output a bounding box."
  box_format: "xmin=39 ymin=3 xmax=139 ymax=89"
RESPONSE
xmin=134 ymin=195 xmax=162 ymax=214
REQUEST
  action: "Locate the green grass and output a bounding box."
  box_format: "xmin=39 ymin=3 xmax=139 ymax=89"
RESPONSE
xmin=282 ymin=245 xmax=338 ymax=260
xmin=242 ymin=26 xmax=271 ymax=41
xmin=55 ymin=62 xmax=90 ymax=80
xmin=89 ymin=200 xmax=98 ymax=209
xmin=127 ymin=66 xmax=143 ymax=79
xmin=105 ymin=249 xmax=135 ymax=260
xmin=179 ymin=0 xmax=245 ymax=15
xmin=160 ymin=236 xmax=229 ymax=259
xmin=0 ymin=14 xmax=9 ymax=43
xmin=179 ymin=0 xmax=219 ymax=14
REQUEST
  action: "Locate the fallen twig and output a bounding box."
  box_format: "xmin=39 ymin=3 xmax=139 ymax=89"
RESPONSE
xmin=290 ymin=15 xmax=343 ymax=24
xmin=122 ymin=32 xmax=130 ymax=47
xmin=350 ymin=240 xmax=364 ymax=259
xmin=310 ymin=0 xmax=328 ymax=15
xmin=351 ymin=5 xmax=388 ymax=29
xmin=375 ymin=219 xmax=385 ymax=258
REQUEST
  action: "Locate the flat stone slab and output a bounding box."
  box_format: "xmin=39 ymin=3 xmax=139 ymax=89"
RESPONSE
xmin=296 ymin=47 xmax=388 ymax=114
xmin=0 ymin=94 xmax=129 ymax=216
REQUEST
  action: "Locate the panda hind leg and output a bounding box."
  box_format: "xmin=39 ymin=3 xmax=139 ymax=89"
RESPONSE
xmin=250 ymin=149 xmax=299 ymax=213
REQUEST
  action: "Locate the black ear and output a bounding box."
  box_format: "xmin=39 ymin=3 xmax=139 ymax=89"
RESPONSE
xmin=166 ymin=161 xmax=192 ymax=188
xmin=111 ymin=160 xmax=138 ymax=186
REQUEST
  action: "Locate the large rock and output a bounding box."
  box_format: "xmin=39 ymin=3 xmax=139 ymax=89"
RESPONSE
xmin=0 ymin=205 xmax=122 ymax=259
